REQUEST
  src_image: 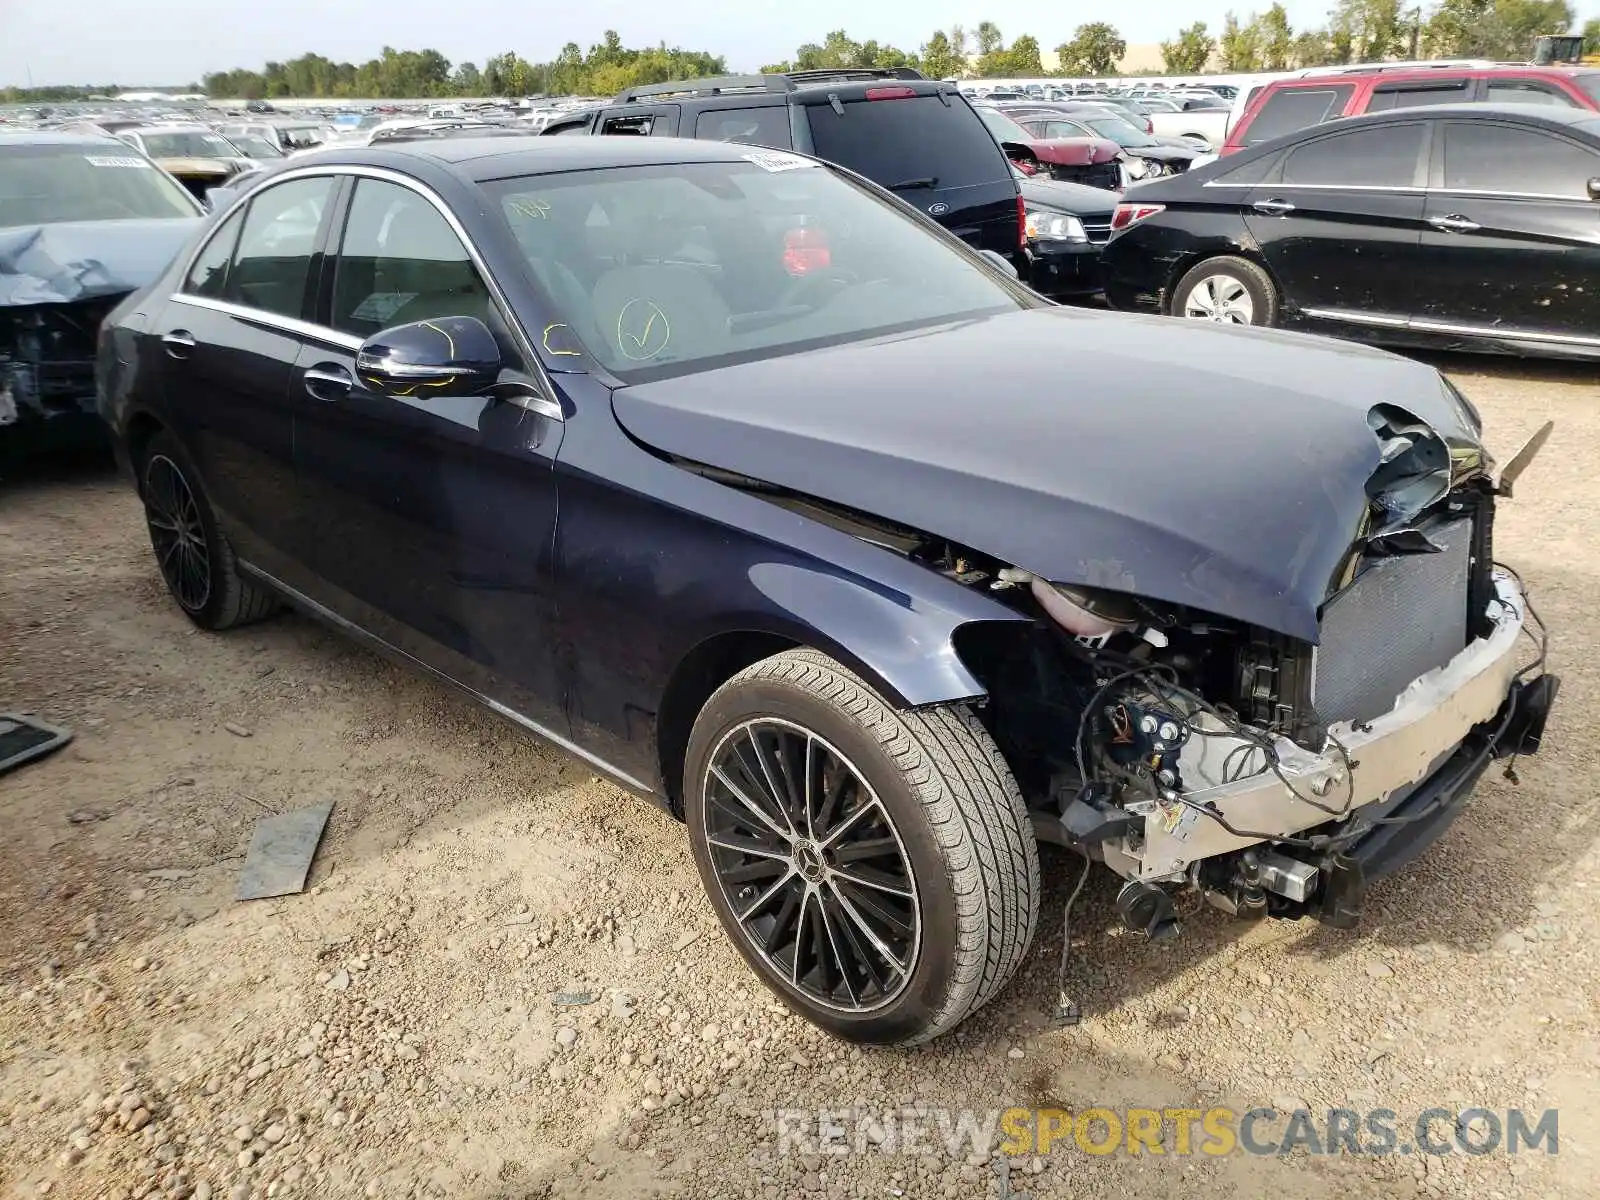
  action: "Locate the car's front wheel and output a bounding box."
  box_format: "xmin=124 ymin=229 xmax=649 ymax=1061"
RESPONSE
xmin=684 ymin=648 xmax=1040 ymax=1045
xmin=1171 ymin=255 xmax=1279 ymax=327
xmin=138 ymin=431 xmax=278 ymax=630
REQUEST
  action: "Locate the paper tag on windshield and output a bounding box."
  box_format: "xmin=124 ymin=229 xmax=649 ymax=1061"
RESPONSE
xmin=742 ymin=150 xmax=815 ymax=173
xmin=349 ymin=292 xmax=417 ymax=324
xmin=85 ymin=155 xmax=151 ymax=169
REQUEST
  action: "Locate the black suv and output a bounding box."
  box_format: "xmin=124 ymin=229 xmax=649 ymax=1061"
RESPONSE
xmin=543 ymin=69 xmax=1024 ymax=261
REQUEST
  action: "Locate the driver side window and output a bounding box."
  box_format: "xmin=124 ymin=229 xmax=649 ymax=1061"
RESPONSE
xmin=330 ymin=178 xmax=493 ymax=337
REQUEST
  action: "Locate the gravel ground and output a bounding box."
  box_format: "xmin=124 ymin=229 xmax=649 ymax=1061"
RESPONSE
xmin=1 ymin=353 xmax=1597 ymax=1200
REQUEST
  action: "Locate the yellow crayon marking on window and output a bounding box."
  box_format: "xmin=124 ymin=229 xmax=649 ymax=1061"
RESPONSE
xmin=615 ymin=298 xmax=671 ymax=361
xmin=542 ymin=322 xmax=583 ymax=356
xmin=509 ymin=197 xmax=552 ymax=219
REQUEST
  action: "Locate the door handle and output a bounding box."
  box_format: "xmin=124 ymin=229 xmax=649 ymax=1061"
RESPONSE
xmin=1251 ymin=198 xmax=1296 ymax=215
xmin=161 ymin=330 xmax=196 ymax=359
xmin=303 ymin=364 xmax=355 ymax=400
xmin=1427 ymin=214 xmax=1480 ymax=234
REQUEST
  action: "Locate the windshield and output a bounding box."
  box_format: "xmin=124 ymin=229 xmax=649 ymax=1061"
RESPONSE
xmin=141 ymin=131 xmax=239 ymax=159
xmin=975 ymin=107 xmax=1036 ymax=144
xmin=486 ymin=157 xmax=1033 ymax=381
xmin=0 ymin=145 xmax=198 ymax=227
xmin=1083 ymin=115 xmax=1156 ymax=147
xmin=231 ymin=134 xmax=284 ymax=158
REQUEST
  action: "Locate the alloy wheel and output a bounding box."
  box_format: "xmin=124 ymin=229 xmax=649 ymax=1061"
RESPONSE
xmin=144 ymin=454 xmax=212 ymax=613
xmin=701 ymin=718 xmax=921 ymax=1013
xmin=1181 ymin=274 xmax=1255 ymax=324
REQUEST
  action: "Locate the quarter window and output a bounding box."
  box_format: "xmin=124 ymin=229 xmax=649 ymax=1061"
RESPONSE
xmin=1440 ymin=123 xmax=1600 ymax=196
xmin=694 ymin=106 xmax=792 ymax=149
xmin=331 ymin=178 xmax=491 ymax=337
xmin=1281 ymin=124 xmax=1426 ymax=187
xmin=223 ymin=176 xmax=334 ymax=318
xmin=1243 ymin=85 xmax=1354 ymax=145
xmin=183 ymin=207 xmax=245 ymax=298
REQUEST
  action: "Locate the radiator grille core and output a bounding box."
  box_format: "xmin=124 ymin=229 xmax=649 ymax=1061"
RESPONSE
xmin=1312 ymin=517 xmax=1472 ymax=727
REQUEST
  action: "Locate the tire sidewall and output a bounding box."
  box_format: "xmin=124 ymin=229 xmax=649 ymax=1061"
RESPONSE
xmin=1173 ymin=257 xmax=1276 ymax=326
xmin=138 ymin=432 xmax=233 ymax=629
xmin=684 ymin=675 xmax=962 ymax=1045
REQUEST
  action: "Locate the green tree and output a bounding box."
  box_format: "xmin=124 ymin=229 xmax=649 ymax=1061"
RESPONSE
xmin=1257 ymin=3 xmax=1296 ymax=67
xmin=1219 ymin=12 xmax=1263 ymax=69
xmin=976 ymin=21 xmax=1005 ymax=55
xmin=453 ymin=61 xmax=483 ymax=94
xmin=1329 ymin=0 xmax=1406 ymax=61
xmin=1055 ymin=22 xmax=1127 ymax=75
xmin=921 ymin=30 xmax=964 ymax=78
xmin=1161 ymin=22 xmax=1216 ymax=70
xmin=1585 ymin=15 xmax=1600 ymax=43
xmin=1424 ymin=0 xmax=1573 ymax=58
xmin=1291 ymin=27 xmax=1336 ymax=63
xmin=1006 ymin=34 xmax=1045 ymax=74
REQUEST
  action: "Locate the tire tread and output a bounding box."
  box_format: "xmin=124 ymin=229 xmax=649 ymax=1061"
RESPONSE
xmin=720 ymin=648 xmax=1040 ymax=1044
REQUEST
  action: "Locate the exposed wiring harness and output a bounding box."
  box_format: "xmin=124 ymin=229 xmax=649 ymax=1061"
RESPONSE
xmin=1060 ymin=561 xmax=1546 ymax=855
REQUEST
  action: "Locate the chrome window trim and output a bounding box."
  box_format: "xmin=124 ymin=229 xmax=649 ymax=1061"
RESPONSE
xmin=173 ymin=162 xmax=561 ymax=414
xmin=169 ymin=293 xmax=364 ymax=350
xmin=1203 ymin=180 xmax=1425 ymax=192
xmin=1427 ymin=187 xmax=1592 ymax=201
xmin=1301 ymin=305 xmax=1600 ymax=347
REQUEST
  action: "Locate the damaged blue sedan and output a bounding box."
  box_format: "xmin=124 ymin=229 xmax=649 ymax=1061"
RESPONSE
xmin=96 ymin=135 xmax=1557 ymax=1045
xmin=2 ymin=131 xmax=201 ymax=465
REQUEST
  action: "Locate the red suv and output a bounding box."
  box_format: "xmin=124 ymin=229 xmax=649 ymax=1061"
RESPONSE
xmin=1220 ymin=65 xmax=1600 ymax=155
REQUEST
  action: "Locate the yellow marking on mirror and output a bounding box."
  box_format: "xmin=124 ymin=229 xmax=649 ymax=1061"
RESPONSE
xmin=420 ymin=320 xmax=458 ymax=360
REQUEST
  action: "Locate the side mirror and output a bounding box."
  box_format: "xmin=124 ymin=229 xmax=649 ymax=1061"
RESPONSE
xmin=1588 ymin=177 xmax=1600 ymax=201
xmin=356 ymin=315 xmax=502 ymax=398
xmin=979 ymin=249 xmax=1020 ymax=278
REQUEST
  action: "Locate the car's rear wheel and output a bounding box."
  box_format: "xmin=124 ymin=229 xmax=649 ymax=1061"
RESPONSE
xmin=138 ymin=431 xmax=278 ymax=631
xmin=1172 ymin=255 xmax=1279 ymax=327
xmin=684 ymin=648 xmax=1040 ymax=1045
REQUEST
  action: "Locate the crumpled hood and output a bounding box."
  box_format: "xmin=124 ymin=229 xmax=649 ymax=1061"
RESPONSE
xmin=0 ymin=217 xmax=200 ymax=306
xmin=610 ymin=307 xmax=1477 ymax=642
xmin=1030 ymin=137 xmax=1121 ymax=166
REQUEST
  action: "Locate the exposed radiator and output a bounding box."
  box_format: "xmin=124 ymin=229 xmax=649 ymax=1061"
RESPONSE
xmin=1312 ymin=517 xmax=1473 ymax=726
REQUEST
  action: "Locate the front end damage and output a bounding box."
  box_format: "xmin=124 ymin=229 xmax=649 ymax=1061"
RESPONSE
xmin=962 ymin=410 xmax=1558 ymax=934
xmin=1 ymin=298 xmax=121 ymax=459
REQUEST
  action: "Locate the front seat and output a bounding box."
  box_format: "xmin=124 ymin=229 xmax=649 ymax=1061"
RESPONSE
xmin=589 ymin=265 xmax=732 ymax=368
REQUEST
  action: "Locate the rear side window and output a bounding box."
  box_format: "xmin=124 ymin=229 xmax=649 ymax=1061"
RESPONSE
xmin=1483 ymin=79 xmax=1578 ymax=107
xmin=1243 ymin=85 xmax=1354 ymax=146
xmin=1282 ymin=124 xmax=1426 ymax=187
xmin=600 ymin=114 xmax=657 ymax=136
xmin=1366 ymin=80 xmax=1472 ymax=111
xmin=224 ymin=176 xmax=334 ymax=318
xmin=694 ymin=107 xmax=792 ymax=149
xmin=1440 ymin=123 xmax=1600 ymax=196
xmin=806 ymin=94 xmax=1008 ymax=189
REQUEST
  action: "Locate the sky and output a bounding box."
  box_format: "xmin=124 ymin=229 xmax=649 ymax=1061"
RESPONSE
xmin=1 ymin=0 xmax=1344 ymax=87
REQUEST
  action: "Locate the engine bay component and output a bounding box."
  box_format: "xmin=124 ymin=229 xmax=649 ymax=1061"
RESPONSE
xmin=1028 ymin=578 xmax=1140 ymax=639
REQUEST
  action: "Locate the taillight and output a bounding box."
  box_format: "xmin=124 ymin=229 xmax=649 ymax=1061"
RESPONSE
xmin=1145 ymin=118 xmax=1153 ymax=134
xmin=865 ymin=86 xmax=917 ymax=101
xmin=1010 ymin=156 xmax=1038 ymax=175
xmin=1016 ymin=193 xmax=1027 ymax=249
xmin=783 ymin=226 xmax=830 ymax=275
xmin=1109 ymin=202 xmax=1166 ymax=232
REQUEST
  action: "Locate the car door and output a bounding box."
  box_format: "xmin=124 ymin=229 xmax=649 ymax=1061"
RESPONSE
xmin=154 ymin=174 xmax=338 ymax=579
xmin=1243 ymin=121 xmax=1430 ymax=318
xmin=1416 ymin=118 xmax=1600 ymax=342
xmin=290 ymin=174 xmax=569 ymax=731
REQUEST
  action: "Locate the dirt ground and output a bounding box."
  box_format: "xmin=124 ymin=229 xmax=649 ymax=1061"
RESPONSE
xmin=2 ymin=353 xmax=1598 ymax=1200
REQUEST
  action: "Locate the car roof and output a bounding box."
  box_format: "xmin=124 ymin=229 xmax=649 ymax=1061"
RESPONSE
xmin=290 ymin=134 xmax=785 ymax=181
xmin=1316 ymin=101 xmax=1600 ymax=131
xmin=0 ymin=129 xmax=121 ymax=147
xmin=1268 ymin=64 xmax=1597 ymax=88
